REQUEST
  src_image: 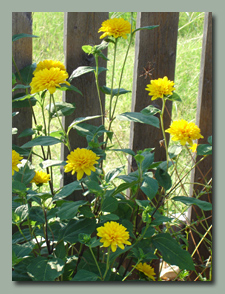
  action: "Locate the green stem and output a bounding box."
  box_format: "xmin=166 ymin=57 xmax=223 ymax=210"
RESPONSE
xmin=160 ymin=98 xmax=169 ymax=170
xmin=89 ymin=246 xmax=103 ymax=280
xmin=51 ymin=94 xmax=71 ymax=152
xmin=94 ymin=55 xmax=104 ymax=125
xmin=16 ymin=224 xmax=28 ymax=242
xmin=102 ymin=247 xmax=111 ymax=280
xmin=109 ymin=39 xmax=118 ymax=122
xmin=122 ymin=258 xmax=142 ymax=281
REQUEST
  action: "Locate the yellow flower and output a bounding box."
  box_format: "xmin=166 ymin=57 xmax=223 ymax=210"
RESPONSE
xmin=30 ymin=171 xmax=51 ymax=186
xmin=165 ymin=119 xmax=204 ymax=146
xmin=98 ymin=18 xmax=131 ymax=39
xmin=64 ymin=148 xmax=100 ymax=180
xmin=30 ymin=67 xmax=70 ymax=94
xmin=189 ymin=143 xmax=198 ymax=153
xmin=33 ymin=59 xmax=67 ymax=75
xmin=134 ymin=262 xmax=156 ymax=280
xmin=97 ymin=221 xmax=131 ymax=252
xmin=145 ymin=76 xmax=175 ymax=100
xmin=12 ymin=150 xmax=23 ymax=175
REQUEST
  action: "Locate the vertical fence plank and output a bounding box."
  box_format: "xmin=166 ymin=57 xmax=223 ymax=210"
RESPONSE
xmin=12 ymin=12 xmax=33 ymax=147
xmin=128 ymin=12 xmax=179 ymax=279
xmin=12 ymin=12 xmax=33 ymax=235
xmin=188 ymin=12 xmax=212 ymax=280
xmin=61 ymin=12 xmax=108 ymax=201
xmin=129 ymin=12 xmax=179 ymax=170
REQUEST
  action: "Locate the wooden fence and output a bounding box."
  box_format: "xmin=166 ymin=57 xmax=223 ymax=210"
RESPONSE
xmin=12 ymin=12 xmax=212 ymax=278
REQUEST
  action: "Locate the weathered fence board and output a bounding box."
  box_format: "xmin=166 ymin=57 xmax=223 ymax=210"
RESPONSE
xmin=188 ymin=12 xmax=212 ymax=280
xmin=12 ymin=12 xmax=33 ymax=147
xmin=128 ymin=12 xmax=179 ymax=171
xmin=128 ymin=12 xmax=179 ymax=279
xmin=60 ymin=12 xmax=108 ymax=200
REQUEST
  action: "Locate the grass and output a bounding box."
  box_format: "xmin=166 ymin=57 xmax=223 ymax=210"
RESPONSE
xmin=31 ymin=12 xmax=205 ymax=198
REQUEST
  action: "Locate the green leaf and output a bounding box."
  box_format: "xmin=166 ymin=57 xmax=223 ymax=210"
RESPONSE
xmin=168 ymin=144 xmax=183 ymax=159
xmin=197 ymin=144 xmax=212 ymax=156
xmin=18 ymin=128 xmax=35 ymax=138
xmin=12 ymin=241 xmax=36 ymax=258
xmin=28 ymin=206 xmax=45 ymax=224
xmin=12 ymin=95 xmax=37 ymax=108
xmin=12 ymin=111 xmax=19 ymax=117
xmin=79 ymin=205 xmax=94 ymax=218
xmin=155 ymin=167 xmax=172 ymax=191
xmin=100 ymin=86 xmax=131 ymax=97
xmin=105 ymin=166 xmax=125 ymax=183
xmin=117 ymin=112 xmax=159 ymax=128
xmin=12 ymin=205 xmax=29 ymax=224
xmin=102 ymin=197 xmax=118 ymax=213
xmin=132 ymin=25 xmax=159 ymax=35
xmin=55 ymin=240 xmax=67 ymax=260
xmin=100 ymin=214 xmax=120 ymax=221
xmin=12 ymin=228 xmax=32 ymax=244
xmin=12 ymin=165 xmax=35 ymax=186
xmin=15 ymin=63 xmax=36 ymax=85
xmin=40 ymin=159 xmax=66 ymax=169
xmin=57 ymin=200 xmax=87 ymax=220
xmin=27 ymin=256 xmax=65 ymax=281
xmin=151 ymin=233 xmax=195 ymax=270
xmin=53 ymin=181 xmax=82 ymax=201
xmin=208 ymin=135 xmax=212 ymax=145
xmin=21 ymin=136 xmax=61 ymax=148
xmin=69 ymin=66 xmax=95 ymax=81
xmin=45 ymin=102 xmax=76 ymax=118
xmin=59 ymin=218 xmax=96 ymax=244
xmin=68 ymin=115 xmax=102 ymax=131
xmin=58 ymin=83 xmax=83 ymax=96
xmin=141 ymin=176 xmax=158 ymax=200
xmin=12 ymin=84 xmax=31 ymax=92
xmin=141 ymin=105 xmax=161 ymax=116
xmin=12 ymin=180 xmax=27 ymax=194
xmin=172 ymin=196 xmax=212 ymax=211
xmin=82 ymin=45 xmax=93 ymax=54
xmin=72 ymin=269 xmax=99 ymax=281
xmin=167 ymin=92 xmax=182 ymax=102
xmin=12 ymin=33 xmax=39 ymax=42
xmin=110 ymin=181 xmax=138 ymax=198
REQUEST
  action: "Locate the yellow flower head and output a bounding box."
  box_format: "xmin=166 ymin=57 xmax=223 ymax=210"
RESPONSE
xmin=189 ymin=143 xmax=198 ymax=153
xmin=12 ymin=150 xmax=23 ymax=175
xmin=165 ymin=119 xmax=204 ymax=146
xmin=30 ymin=67 xmax=70 ymax=94
xmin=98 ymin=18 xmax=131 ymax=39
xmin=64 ymin=148 xmax=100 ymax=181
xmin=134 ymin=262 xmax=156 ymax=280
xmin=97 ymin=221 xmax=131 ymax=252
xmin=30 ymin=171 xmax=51 ymax=186
xmin=145 ymin=76 xmax=175 ymax=100
xmin=33 ymin=59 xmax=67 ymax=75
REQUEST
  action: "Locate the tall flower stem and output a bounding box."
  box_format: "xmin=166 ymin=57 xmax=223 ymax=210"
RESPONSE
xmin=89 ymin=246 xmax=103 ymax=280
xmin=122 ymin=258 xmax=142 ymax=281
xmin=94 ymin=55 xmax=104 ymax=125
xmin=160 ymin=98 xmax=169 ymax=170
xmin=102 ymin=247 xmax=111 ymax=280
xmin=50 ymin=94 xmax=71 ymax=152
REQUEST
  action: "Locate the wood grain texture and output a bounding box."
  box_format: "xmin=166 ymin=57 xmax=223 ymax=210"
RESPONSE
xmin=188 ymin=12 xmax=212 ymax=280
xmin=12 ymin=12 xmax=33 ymax=147
xmin=128 ymin=12 xmax=179 ymax=174
xmin=61 ymin=12 xmax=108 ymax=200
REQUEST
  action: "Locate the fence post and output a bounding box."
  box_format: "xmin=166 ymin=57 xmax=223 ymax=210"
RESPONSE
xmin=188 ymin=12 xmax=212 ymax=280
xmin=129 ymin=12 xmax=179 ymax=170
xmin=61 ymin=12 xmax=108 ymax=201
xmin=128 ymin=12 xmax=179 ymax=279
xmin=12 ymin=12 xmax=33 ymax=147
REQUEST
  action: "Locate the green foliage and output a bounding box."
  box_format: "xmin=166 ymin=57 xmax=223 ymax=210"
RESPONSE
xmin=12 ymin=11 xmax=212 ymax=282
